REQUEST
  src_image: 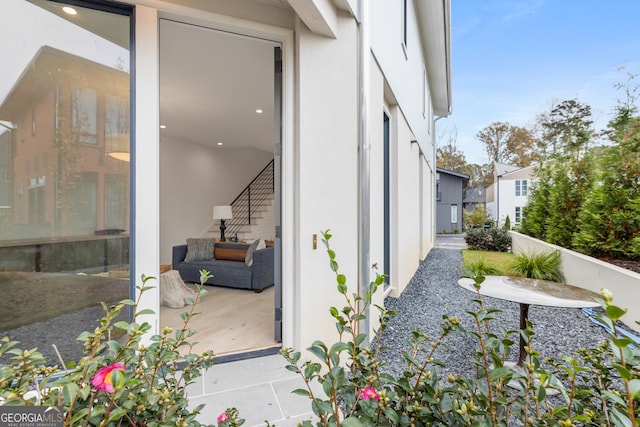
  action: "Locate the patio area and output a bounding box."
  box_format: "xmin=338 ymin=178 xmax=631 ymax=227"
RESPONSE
xmin=188 ymin=240 xmax=616 ymax=426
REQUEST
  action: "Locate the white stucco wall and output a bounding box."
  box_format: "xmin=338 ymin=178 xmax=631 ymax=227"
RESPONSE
xmin=294 ymin=15 xmax=360 ymax=350
xmin=490 ymin=178 xmax=529 ymax=227
xmin=128 ymin=0 xmax=444 ymax=352
xmin=511 ymin=231 xmax=640 ymax=333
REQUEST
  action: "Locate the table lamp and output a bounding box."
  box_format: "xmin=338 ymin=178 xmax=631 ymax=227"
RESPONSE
xmin=213 ymin=205 xmax=233 ymax=241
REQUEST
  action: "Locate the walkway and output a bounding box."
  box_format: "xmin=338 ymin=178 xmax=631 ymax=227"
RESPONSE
xmin=434 ymin=232 xmax=467 ymax=250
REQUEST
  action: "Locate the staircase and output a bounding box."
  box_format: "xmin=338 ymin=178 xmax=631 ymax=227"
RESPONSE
xmin=209 ymin=160 xmax=275 ymax=241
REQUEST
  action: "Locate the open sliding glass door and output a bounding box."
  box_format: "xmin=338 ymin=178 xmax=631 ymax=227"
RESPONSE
xmin=273 ymin=46 xmax=283 ymax=342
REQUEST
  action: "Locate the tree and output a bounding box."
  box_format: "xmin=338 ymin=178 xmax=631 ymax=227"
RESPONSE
xmin=476 ymin=121 xmax=512 ymax=164
xmin=476 ymin=121 xmax=537 ymax=166
xmin=436 ymin=127 xmax=466 ymax=171
xmin=536 ymin=99 xmax=594 ymax=159
xmin=573 ymin=102 xmax=640 ymax=260
xmin=460 ymin=163 xmax=493 ymax=189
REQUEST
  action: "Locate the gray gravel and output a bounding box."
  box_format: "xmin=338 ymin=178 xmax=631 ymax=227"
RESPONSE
xmin=375 ymin=248 xmax=611 ymax=381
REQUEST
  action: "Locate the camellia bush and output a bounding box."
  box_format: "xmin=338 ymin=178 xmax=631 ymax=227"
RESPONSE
xmin=1 ymin=233 xmax=638 ymax=426
xmin=464 ymin=226 xmax=512 ymax=252
xmin=278 ymin=230 xmax=638 ymax=426
xmin=0 ymin=272 xmax=222 ymax=427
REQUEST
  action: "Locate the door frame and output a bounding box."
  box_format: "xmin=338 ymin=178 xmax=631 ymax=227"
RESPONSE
xmin=135 ymin=4 xmax=294 ymax=349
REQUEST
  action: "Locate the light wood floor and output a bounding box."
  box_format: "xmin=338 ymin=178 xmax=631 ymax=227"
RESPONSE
xmin=159 ymin=284 xmax=279 ymax=357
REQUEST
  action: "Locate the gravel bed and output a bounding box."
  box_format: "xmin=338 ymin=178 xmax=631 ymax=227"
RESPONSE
xmin=375 ymin=248 xmax=612 ymax=382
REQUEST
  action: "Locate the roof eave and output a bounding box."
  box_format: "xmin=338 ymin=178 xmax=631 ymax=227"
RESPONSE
xmin=415 ymin=0 xmax=452 ymax=117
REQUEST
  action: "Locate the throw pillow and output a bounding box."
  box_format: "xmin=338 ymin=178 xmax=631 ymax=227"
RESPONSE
xmin=245 ymin=239 xmax=266 ymax=266
xmin=184 ymin=238 xmax=216 ymax=262
xmin=214 ymin=243 xmax=249 ymax=262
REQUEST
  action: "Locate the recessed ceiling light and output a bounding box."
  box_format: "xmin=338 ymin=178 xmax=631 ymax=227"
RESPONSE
xmin=256 ymin=109 xmax=263 ymax=114
xmin=62 ymin=6 xmax=77 ymax=15
xmin=159 ymin=125 xmax=166 ymax=129
xmin=217 ymin=142 xmax=223 ymax=146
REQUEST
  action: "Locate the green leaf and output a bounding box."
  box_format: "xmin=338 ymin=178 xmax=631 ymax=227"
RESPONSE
xmin=329 ymin=342 xmax=349 ymax=356
xmin=307 ymin=343 xmax=327 ymax=361
xmin=291 ymin=388 xmax=310 ymax=397
xmin=605 ymin=305 xmax=627 ymax=322
xmin=384 ymin=408 xmax=400 ymax=424
xmin=337 ymin=274 xmax=346 ymax=285
xmin=136 ymin=308 xmax=155 ymax=317
xmin=107 ymin=407 xmax=128 ymax=422
xmin=106 ymin=340 xmax=122 ymax=355
xmin=110 ymin=368 xmax=125 ymax=390
xmin=114 ymin=321 xmax=130 ymax=330
xmin=341 ymin=416 xmax=365 ymax=427
xmin=489 ymin=366 xmax=512 ymax=380
xmin=63 ymin=383 xmax=79 ymax=404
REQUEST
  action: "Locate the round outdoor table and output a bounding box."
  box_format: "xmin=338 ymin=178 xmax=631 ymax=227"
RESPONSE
xmin=457 ymin=275 xmax=600 ymax=368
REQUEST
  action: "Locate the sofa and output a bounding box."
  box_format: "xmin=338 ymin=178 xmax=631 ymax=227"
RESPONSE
xmin=172 ymin=239 xmax=274 ymax=292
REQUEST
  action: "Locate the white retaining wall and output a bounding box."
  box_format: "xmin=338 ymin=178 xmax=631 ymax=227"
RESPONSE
xmin=510 ymin=231 xmax=640 ymax=333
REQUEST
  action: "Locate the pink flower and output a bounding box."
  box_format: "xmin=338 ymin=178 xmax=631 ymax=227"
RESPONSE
xmin=91 ymin=363 xmax=125 ymax=393
xmin=217 ymin=412 xmax=229 ymax=424
xmin=358 ymin=386 xmax=380 ymax=402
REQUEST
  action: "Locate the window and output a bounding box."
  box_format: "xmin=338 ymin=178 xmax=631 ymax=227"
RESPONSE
xmin=515 ymin=179 xmax=528 ymax=197
xmin=0 ymin=0 xmax=131 ymax=365
xmin=515 ymin=207 xmax=522 ymax=224
xmin=105 ymin=95 xmax=130 ymax=158
xmin=451 ymin=205 xmax=458 ymax=223
xmin=72 ymin=88 xmax=98 ymax=144
xmin=402 ymin=0 xmax=408 ymax=48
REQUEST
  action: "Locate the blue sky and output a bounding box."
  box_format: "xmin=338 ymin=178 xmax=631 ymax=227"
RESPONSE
xmin=439 ymin=0 xmax=640 ymax=165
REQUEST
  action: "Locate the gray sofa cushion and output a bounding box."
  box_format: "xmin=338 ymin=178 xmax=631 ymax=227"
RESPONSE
xmin=184 ymin=238 xmax=216 ymax=262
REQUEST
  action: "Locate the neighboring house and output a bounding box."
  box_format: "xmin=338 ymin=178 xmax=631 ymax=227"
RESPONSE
xmin=486 ymin=162 xmax=537 ymax=228
xmin=463 ymin=184 xmax=486 ymax=212
xmin=0 ymin=0 xmax=451 ymax=361
xmin=436 ymin=168 xmax=469 ymax=233
xmin=0 ymin=46 xmax=130 ymax=240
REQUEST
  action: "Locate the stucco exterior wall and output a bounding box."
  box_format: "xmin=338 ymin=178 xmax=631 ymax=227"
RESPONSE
xmin=511 ymin=231 xmax=640 ymax=333
xmin=294 ymin=14 xmax=360 ymax=350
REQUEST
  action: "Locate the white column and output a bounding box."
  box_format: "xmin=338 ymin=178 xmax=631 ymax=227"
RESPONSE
xmin=134 ymin=5 xmax=160 ymax=337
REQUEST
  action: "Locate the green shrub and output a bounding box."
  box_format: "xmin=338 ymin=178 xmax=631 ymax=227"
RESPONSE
xmin=509 ymin=250 xmax=565 ymax=282
xmin=464 ymin=205 xmax=490 ymax=229
xmin=464 ymin=255 xmax=501 ymax=276
xmin=465 ymin=227 xmax=512 ymax=252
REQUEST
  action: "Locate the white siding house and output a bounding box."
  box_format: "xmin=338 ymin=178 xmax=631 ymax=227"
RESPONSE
xmin=0 ymin=0 xmax=451 ymax=360
xmin=486 ymin=162 xmax=537 ymax=228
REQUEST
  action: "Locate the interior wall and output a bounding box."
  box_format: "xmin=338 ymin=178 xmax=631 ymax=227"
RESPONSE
xmin=159 ymin=137 xmax=272 ymax=264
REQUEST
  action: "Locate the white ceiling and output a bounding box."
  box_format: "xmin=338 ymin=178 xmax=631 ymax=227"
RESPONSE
xmin=159 ymin=19 xmax=278 ymax=154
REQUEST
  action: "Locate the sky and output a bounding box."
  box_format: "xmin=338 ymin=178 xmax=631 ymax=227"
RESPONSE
xmin=438 ymin=0 xmax=640 ymax=165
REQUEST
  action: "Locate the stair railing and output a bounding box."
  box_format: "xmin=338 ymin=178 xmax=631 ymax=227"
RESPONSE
xmin=223 ymin=159 xmax=274 ymax=238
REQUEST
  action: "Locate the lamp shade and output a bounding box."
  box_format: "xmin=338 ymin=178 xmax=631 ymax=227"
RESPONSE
xmin=213 ymin=205 xmax=233 ymax=220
